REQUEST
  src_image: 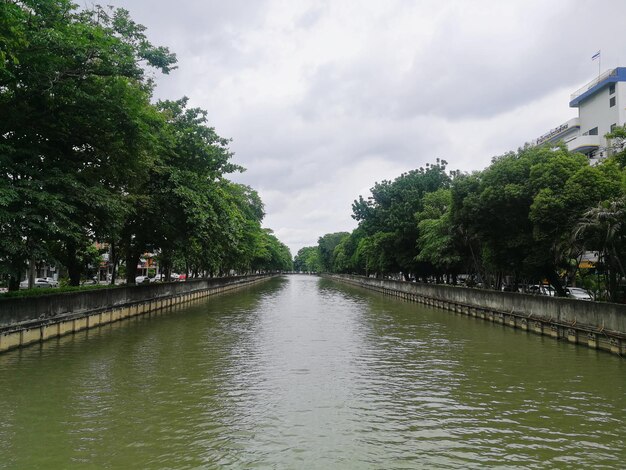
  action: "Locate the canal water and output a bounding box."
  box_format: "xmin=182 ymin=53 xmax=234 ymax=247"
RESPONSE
xmin=1 ymin=275 xmax=625 ymax=468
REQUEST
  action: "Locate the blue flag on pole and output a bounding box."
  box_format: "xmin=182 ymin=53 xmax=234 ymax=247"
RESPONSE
xmin=592 ymin=50 xmax=600 ymax=60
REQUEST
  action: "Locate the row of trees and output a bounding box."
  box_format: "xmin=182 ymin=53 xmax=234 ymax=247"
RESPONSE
xmin=301 ymin=138 xmax=626 ymax=302
xmin=0 ymin=1 xmax=291 ymax=290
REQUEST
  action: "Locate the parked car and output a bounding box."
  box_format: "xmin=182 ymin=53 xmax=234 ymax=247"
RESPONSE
xmin=566 ymin=287 xmax=593 ymax=301
xmin=43 ymin=277 xmax=59 ymax=287
xmin=521 ymin=284 xmax=556 ymax=296
xmin=135 ymin=275 xmax=151 ymax=284
xmin=533 ymin=284 xmax=555 ymax=296
xmin=19 ymin=278 xmax=54 ymax=289
xmin=170 ymin=273 xmax=180 ymax=281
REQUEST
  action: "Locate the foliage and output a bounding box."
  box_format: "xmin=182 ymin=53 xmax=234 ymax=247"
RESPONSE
xmin=294 ymin=246 xmax=321 ymax=272
xmin=318 ymin=146 xmax=626 ymax=301
xmin=415 ymin=188 xmax=460 ymax=273
xmin=317 ymin=232 xmax=349 ymax=272
xmin=351 ymin=159 xmax=450 ymax=277
xmin=605 ymin=124 xmax=626 ymax=168
xmin=574 ymin=197 xmax=626 ymax=302
xmin=0 ymin=1 xmax=290 ymax=289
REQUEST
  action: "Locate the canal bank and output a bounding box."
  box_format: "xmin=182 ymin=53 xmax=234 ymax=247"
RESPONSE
xmin=0 ymin=274 xmax=277 ymax=353
xmin=325 ymin=274 xmax=626 ymax=357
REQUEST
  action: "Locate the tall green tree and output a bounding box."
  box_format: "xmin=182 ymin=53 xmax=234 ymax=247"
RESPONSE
xmin=352 ymin=159 xmax=451 ymax=278
xmin=449 ymin=145 xmax=622 ymax=292
xmin=119 ymin=97 xmax=240 ymax=283
xmin=0 ymin=1 xmax=175 ymax=287
xmin=251 ymin=229 xmax=292 ymax=272
xmin=415 ymin=188 xmax=460 ymax=281
xmin=294 ymin=246 xmax=321 ymax=272
xmin=317 ymin=232 xmax=349 ymax=272
xmin=575 ymin=197 xmax=626 ymax=302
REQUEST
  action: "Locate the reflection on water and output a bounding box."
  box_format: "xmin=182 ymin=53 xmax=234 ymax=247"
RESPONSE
xmin=0 ymin=275 xmax=624 ymax=468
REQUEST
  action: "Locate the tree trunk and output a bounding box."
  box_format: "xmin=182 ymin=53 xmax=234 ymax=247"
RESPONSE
xmin=126 ymin=251 xmax=141 ymax=285
xmin=66 ymin=241 xmax=81 ymax=286
xmin=28 ymin=258 xmax=36 ymax=289
xmin=609 ymin=266 xmax=618 ymax=303
xmin=8 ymin=275 xmax=20 ymax=291
xmin=110 ymin=242 xmax=118 ymax=286
xmin=546 ymin=270 xmax=567 ymax=297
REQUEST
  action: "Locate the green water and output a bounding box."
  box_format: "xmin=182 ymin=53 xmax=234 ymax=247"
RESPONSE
xmin=0 ymin=275 xmax=625 ymax=468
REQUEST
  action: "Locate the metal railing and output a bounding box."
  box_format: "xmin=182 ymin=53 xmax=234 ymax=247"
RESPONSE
xmin=571 ymin=68 xmax=617 ymax=101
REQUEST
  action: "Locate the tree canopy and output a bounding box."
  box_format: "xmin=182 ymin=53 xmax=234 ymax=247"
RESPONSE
xmin=314 ymin=143 xmax=626 ymax=302
xmin=0 ymin=1 xmax=291 ymax=289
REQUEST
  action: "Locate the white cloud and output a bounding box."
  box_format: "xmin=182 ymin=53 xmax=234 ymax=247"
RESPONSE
xmin=105 ymin=0 xmax=626 ymax=255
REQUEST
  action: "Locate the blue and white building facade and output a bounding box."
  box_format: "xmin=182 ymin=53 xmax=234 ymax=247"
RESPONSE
xmin=532 ymin=67 xmax=626 ymax=164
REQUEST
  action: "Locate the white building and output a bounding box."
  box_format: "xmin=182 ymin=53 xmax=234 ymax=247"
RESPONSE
xmin=533 ymin=67 xmax=626 ymax=163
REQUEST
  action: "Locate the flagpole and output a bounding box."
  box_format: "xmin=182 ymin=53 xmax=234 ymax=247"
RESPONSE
xmin=592 ymin=50 xmax=601 ymax=76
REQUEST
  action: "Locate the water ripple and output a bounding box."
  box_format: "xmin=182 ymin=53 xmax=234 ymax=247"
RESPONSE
xmin=0 ymin=275 xmax=625 ymax=468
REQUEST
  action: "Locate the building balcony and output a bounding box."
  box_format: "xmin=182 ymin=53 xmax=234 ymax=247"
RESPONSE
xmin=567 ymin=134 xmax=600 ymax=154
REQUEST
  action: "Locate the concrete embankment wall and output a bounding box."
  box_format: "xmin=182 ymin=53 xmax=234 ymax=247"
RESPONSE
xmin=0 ymin=275 xmax=275 ymax=353
xmin=326 ymin=274 xmax=626 ymax=357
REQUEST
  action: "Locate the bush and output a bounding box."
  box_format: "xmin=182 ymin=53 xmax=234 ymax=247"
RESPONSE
xmin=0 ymin=284 xmax=115 ymax=299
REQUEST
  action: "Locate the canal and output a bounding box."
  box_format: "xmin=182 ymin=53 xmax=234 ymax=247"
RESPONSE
xmin=1 ymin=275 xmax=625 ymax=468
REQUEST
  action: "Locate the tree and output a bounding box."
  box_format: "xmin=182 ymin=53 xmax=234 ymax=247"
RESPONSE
xmin=294 ymin=247 xmax=321 ymax=272
xmin=415 ymin=188 xmax=460 ymax=281
xmin=525 ymin=149 xmax=590 ymax=292
xmin=317 ymin=232 xmax=349 ymax=272
xmin=217 ymin=182 xmax=266 ymax=275
xmin=574 ymin=197 xmax=626 ymax=302
xmin=0 ymin=1 xmax=176 ymax=287
xmin=0 ymin=1 xmax=293 ymax=288
xmin=448 ymin=172 xmax=484 ymax=282
xmin=445 ymin=144 xmax=623 ymax=293
xmin=605 ymin=124 xmax=626 ymax=168
xmin=117 ymin=97 xmax=242 ymax=283
xmin=251 ymin=229 xmax=292 ymax=272
xmin=352 ymin=159 xmax=451 ymax=278
xmin=355 ymin=232 xmax=396 ymax=277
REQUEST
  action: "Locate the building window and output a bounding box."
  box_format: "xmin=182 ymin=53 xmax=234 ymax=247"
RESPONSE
xmin=610 ymin=96 xmax=616 ymax=107
xmin=609 ymin=83 xmax=616 ymax=94
xmin=588 ymin=127 xmax=598 ymax=135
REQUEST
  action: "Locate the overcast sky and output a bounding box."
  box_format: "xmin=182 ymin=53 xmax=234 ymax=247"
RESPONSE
xmin=102 ymin=0 xmax=626 ymax=255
